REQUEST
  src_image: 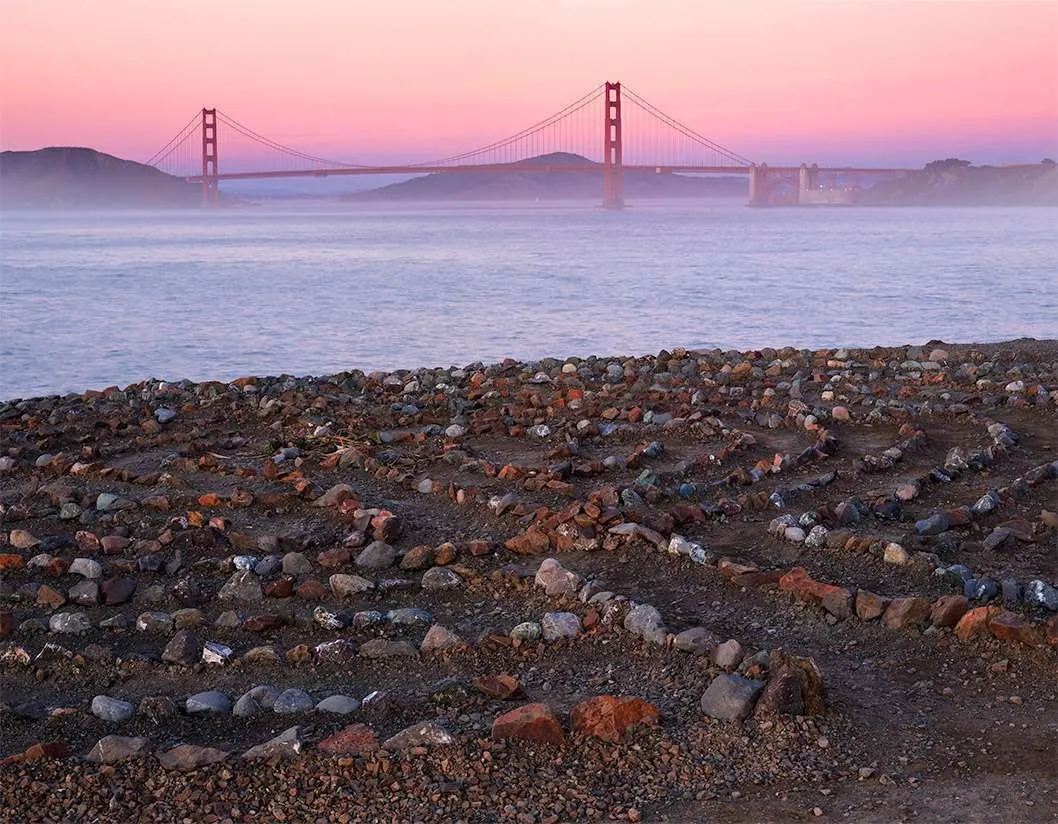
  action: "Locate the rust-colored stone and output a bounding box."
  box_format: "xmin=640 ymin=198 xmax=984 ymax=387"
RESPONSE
xmin=930 ymin=594 xmax=969 ymax=629
xmin=855 ymin=590 xmax=890 ymax=621
xmin=242 ymin=614 xmax=285 ymax=632
xmin=504 ymin=527 xmax=550 ymax=555
xmin=882 ymin=596 xmax=932 ymax=629
xmin=318 ymin=724 xmax=379 ymax=755
xmin=988 ymin=611 xmax=1041 ymax=646
xmin=491 ymin=703 xmax=565 ymax=746
xmin=955 ymin=606 xmax=1002 ymax=642
xmin=473 ymin=674 xmax=523 ymax=700
xmin=570 ymin=695 xmax=659 ymax=743
xmin=0 ymin=554 xmax=23 ymax=570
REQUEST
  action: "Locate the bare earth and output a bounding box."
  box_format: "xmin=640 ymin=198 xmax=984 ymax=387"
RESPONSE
xmin=0 ymin=339 xmax=1055 ymax=823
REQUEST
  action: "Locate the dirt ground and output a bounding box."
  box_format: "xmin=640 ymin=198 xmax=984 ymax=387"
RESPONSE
xmin=0 ymin=338 xmax=1055 ymax=823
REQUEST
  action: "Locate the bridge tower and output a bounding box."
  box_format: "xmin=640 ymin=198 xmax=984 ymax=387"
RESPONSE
xmin=201 ymin=108 xmax=219 ymax=207
xmin=602 ymin=82 xmax=624 ymax=209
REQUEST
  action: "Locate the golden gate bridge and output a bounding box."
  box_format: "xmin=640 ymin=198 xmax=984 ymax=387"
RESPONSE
xmin=146 ymin=82 xmax=914 ymax=208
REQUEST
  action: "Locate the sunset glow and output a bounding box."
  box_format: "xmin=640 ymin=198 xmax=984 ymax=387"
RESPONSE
xmin=1 ymin=0 xmax=1056 ymax=167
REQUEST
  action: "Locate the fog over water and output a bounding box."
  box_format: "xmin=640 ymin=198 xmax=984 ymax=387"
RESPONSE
xmin=1 ymin=200 xmax=1056 ymax=400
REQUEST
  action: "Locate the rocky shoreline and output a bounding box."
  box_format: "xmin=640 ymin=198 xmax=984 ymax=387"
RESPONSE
xmin=1 ymin=339 xmax=1056 ymax=822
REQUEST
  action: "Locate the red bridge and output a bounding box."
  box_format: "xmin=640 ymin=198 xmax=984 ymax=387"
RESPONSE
xmin=147 ymin=82 xmax=914 ymax=208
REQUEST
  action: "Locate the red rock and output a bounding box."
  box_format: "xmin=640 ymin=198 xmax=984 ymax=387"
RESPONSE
xmin=504 ymin=527 xmax=550 ymax=555
xmin=197 ymin=493 xmax=223 ymax=507
xmin=36 ymin=585 xmax=66 ymax=609
xmin=882 ymin=597 xmax=932 ymax=629
xmin=318 ymin=723 xmax=379 ymax=755
xmin=988 ymin=611 xmax=1041 ymax=646
xmin=101 ymin=577 xmax=136 ymax=606
xmin=400 ymin=545 xmax=434 ymax=570
xmin=946 ymin=507 xmax=972 ymax=527
xmin=100 ymin=535 xmax=130 ymax=554
xmin=1 ymin=741 xmax=71 ymax=766
xmin=955 ymin=606 xmax=1002 ymax=642
xmin=491 ymin=703 xmax=565 ymax=746
xmin=317 ymin=548 xmax=351 ymax=568
xmin=820 ymin=586 xmax=854 ymax=619
xmin=265 ymin=577 xmax=295 ymax=598
xmin=570 ymin=695 xmax=658 ymax=742
xmin=1045 ymin=615 xmax=1058 ymax=647
xmin=434 ymin=543 xmax=458 ymax=565
xmin=44 ymin=558 xmax=69 ymax=577
xmin=855 ymin=590 xmax=890 ymax=621
xmin=473 ymin=674 xmax=524 ymax=700
xmin=296 ymin=579 xmax=328 ymax=601
xmin=463 ymin=539 xmax=493 ymax=557
xmin=931 ymin=595 xmax=969 ymax=629
xmin=0 ymin=554 xmax=23 ymax=570
xmin=242 ymin=614 xmax=286 ymax=632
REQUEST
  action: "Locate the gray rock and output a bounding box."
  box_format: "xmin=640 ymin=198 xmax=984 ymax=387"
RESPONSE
xmin=49 ymin=612 xmax=92 ymax=634
xmin=541 ymin=611 xmax=582 ymax=642
xmin=91 ymin=695 xmax=135 ymax=723
xmin=674 ymin=627 xmax=721 ymax=656
xmin=386 ymin=607 xmax=432 ymax=626
xmin=534 ymin=558 xmax=583 ymax=598
xmin=232 ymin=694 xmax=262 ymax=718
xmin=700 ymin=675 xmax=765 ymax=721
xmin=157 ymin=744 xmax=230 ymax=771
xmin=313 ymin=483 xmax=356 ymax=508
xmin=356 ymin=541 xmax=396 ymax=570
xmin=161 ymin=629 xmax=199 ymax=666
xmin=86 ymin=735 xmax=149 ymax=764
xmin=254 ymin=555 xmax=283 ymax=577
xmin=202 ymin=641 xmax=233 ymax=665
xmin=510 ymin=621 xmax=542 ymax=641
xmin=248 ymin=684 xmax=280 ymax=709
xmin=712 ymin=639 xmax=745 ymax=669
xmin=281 ymin=552 xmax=313 ymax=576
xmin=242 ymin=727 xmax=303 ymax=759
xmin=624 ymin=603 xmax=666 ymax=643
xmin=316 ymin=694 xmax=361 ymax=715
xmin=217 ymin=571 xmax=263 ymax=602
xmin=273 ymin=688 xmax=315 ymax=714
xmin=1024 ymin=580 xmax=1058 ymax=611
xmin=69 ymin=558 xmax=102 ymax=579
xmin=136 ymin=611 xmax=174 ymax=634
xmin=186 ymin=690 xmax=231 ymax=715
xmin=154 ymin=407 xmax=177 ymax=424
xmin=1001 ymin=578 xmax=1021 ymax=609
xmin=915 ymin=513 xmax=950 ymax=536
xmin=329 ymin=573 xmax=374 ymax=599
xmin=314 ymin=639 xmax=358 ymax=662
xmin=420 ymin=566 xmax=464 ymax=591
xmin=68 ymin=580 xmax=100 ymax=605
xmin=382 ymin=722 xmax=455 ymax=751
xmin=965 ymin=577 xmax=999 ymax=602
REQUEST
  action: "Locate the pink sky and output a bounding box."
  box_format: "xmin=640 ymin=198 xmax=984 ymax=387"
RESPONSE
xmin=1 ymin=0 xmax=1056 ymax=168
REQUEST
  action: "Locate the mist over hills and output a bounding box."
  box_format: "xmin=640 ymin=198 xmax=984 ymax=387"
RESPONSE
xmin=2 ymin=147 xmax=1055 ymax=208
xmin=342 ymin=152 xmax=746 ymax=201
xmin=0 ymin=147 xmax=201 ymax=209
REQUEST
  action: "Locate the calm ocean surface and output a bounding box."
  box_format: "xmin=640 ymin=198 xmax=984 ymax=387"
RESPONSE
xmin=1 ymin=200 xmax=1056 ymax=400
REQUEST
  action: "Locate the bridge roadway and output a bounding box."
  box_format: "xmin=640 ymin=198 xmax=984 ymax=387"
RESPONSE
xmin=186 ymin=163 xmax=914 ymax=182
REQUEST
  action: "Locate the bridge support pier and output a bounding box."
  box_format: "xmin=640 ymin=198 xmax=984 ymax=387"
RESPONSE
xmin=201 ymin=108 xmax=219 ymax=207
xmin=602 ymin=82 xmax=624 ymax=209
xmin=748 ymin=163 xmax=769 ymax=207
xmin=797 ymin=163 xmax=819 ymax=205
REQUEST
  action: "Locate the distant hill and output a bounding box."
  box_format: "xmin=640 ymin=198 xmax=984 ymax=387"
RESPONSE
xmin=0 ymin=147 xmax=201 ymax=209
xmin=859 ymin=160 xmax=1058 ymax=206
xmin=343 ymin=152 xmax=747 ymax=201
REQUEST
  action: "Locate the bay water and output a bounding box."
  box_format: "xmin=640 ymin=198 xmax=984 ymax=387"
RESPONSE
xmin=1 ymin=199 xmax=1055 ymax=400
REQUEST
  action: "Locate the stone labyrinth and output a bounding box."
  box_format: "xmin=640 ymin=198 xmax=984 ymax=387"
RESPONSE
xmin=1 ymin=341 xmax=1056 ymax=822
